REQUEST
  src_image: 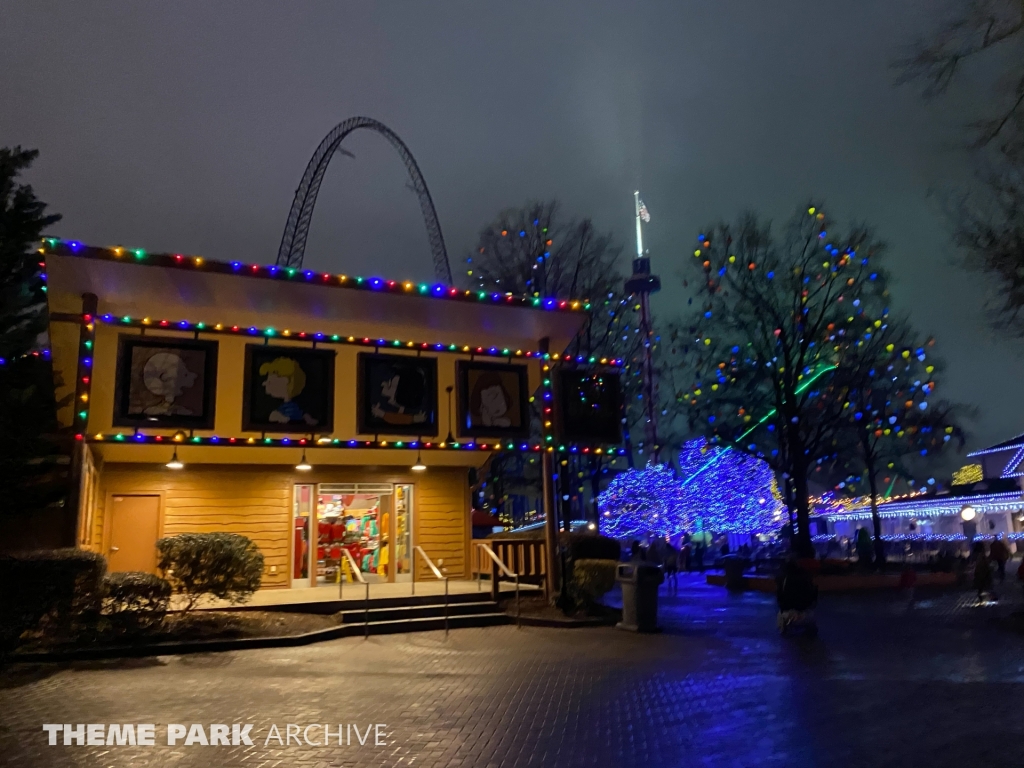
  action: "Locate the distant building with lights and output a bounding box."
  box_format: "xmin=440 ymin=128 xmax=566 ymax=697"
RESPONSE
xmin=813 ymin=433 xmax=1024 ymax=546
xmin=43 ymin=239 xmax=623 ymax=590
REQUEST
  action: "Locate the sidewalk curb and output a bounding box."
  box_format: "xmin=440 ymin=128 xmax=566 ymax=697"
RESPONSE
xmin=9 ymin=623 xmax=361 ymax=664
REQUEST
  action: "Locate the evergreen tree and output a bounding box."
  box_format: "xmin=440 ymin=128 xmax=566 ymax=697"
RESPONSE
xmin=0 ymin=147 xmax=65 ymax=514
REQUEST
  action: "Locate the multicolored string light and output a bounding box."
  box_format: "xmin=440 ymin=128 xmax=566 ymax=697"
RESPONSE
xmin=87 ymin=431 xmax=627 ymax=455
xmin=40 ymin=238 xmax=592 ymax=312
xmin=92 ymin=314 xmax=623 ymax=366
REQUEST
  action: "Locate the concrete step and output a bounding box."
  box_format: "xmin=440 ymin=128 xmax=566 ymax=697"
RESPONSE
xmin=233 ymin=589 xmax=497 ymax=615
xmin=354 ymin=612 xmax=511 ymax=636
xmin=339 ymin=600 xmax=499 ymax=624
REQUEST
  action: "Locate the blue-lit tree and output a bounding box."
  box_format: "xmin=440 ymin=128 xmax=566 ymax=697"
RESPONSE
xmin=676 ymin=438 xmax=786 ymax=535
xmin=598 ymin=441 xmax=785 ymax=538
xmin=598 ymin=464 xmax=684 ymax=539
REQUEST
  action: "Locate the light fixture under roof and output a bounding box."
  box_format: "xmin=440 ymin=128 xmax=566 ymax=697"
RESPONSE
xmin=296 ymin=450 xmax=312 ymax=472
xmin=412 ymin=448 xmax=426 ymax=472
xmin=166 ymin=448 xmax=184 ymax=470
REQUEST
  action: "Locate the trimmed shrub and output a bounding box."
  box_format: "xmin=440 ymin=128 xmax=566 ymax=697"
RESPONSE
xmin=157 ymin=533 xmax=263 ymax=610
xmin=0 ymin=548 xmax=106 ymax=653
xmin=571 ymin=559 xmax=618 ymax=607
xmin=558 ymin=531 xmax=621 ymax=561
xmin=102 ymin=572 xmax=171 ymax=634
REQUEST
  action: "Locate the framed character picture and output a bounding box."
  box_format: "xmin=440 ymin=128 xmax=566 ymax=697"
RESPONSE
xmin=114 ymin=336 xmax=218 ymax=429
xmin=243 ymin=345 xmax=335 ymax=433
xmin=357 ymin=353 xmax=438 ymax=436
xmin=457 ymin=361 xmax=530 ymax=438
xmin=557 ymin=369 xmax=623 ymax=444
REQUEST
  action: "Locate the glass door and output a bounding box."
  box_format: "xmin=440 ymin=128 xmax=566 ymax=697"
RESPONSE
xmin=394 ymin=484 xmax=413 ymax=582
xmin=315 ymin=488 xmax=391 ymax=584
xmin=292 ymin=484 xmax=314 ymax=588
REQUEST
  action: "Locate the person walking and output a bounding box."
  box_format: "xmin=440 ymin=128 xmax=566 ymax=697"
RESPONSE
xmin=663 ymin=544 xmax=679 ymax=593
xmin=972 ymin=541 xmax=996 ymax=601
xmin=989 ymin=536 xmax=1010 ymax=583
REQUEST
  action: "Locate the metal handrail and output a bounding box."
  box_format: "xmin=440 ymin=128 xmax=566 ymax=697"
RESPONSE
xmin=412 ymin=545 xmax=449 ymax=636
xmin=476 ymin=541 xmax=521 ymax=628
xmin=338 ymin=548 xmax=370 ymax=639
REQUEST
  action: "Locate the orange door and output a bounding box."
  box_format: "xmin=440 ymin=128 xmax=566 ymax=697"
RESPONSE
xmin=107 ymin=495 xmax=160 ymax=573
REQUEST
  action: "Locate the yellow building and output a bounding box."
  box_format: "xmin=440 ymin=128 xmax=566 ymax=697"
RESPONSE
xmin=43 ymin=239 xmax=623 ymax=591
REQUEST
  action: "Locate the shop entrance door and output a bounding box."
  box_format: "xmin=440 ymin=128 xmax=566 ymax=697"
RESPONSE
xmin=107 ymin=495 xmax=160 ymax=574
xmin=315 ymin=484 xmax=397 ymax=585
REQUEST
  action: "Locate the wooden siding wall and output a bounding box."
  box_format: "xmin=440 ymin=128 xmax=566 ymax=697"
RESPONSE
xmin=413 ymin=469 xmax=470 ymax=580
xmin=99 ymin=466 xmax=293 ymax=589
xmin=94 ymin=464 xmax=470 ymax=588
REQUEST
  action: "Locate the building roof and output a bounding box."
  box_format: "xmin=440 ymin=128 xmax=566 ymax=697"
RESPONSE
xmin=817 ymin=489 xmax=1024 ymax=521
xmin=967 ymin=432 xmax=1024 ymax=457
xmin=43 ymin=240 xmax=600 ymax=361
xmin=39 ymin=238 xmax=591 ymax=312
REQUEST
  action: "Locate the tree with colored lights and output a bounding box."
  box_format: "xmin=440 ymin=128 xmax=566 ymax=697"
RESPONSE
xmin=665 ymin=205 xmax=891 ymax=556
xmin=466 ymin=200 xmax=621 ymax=300
xmin=0 ymin=147 xmax=65 ymax=515
xmin=466 ymin=202 xmax=652 ymax=526
xmin=826 ymin=316 xmax=968 ymax=563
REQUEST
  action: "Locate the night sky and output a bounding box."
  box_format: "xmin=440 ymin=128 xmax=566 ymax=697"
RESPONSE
xmin=2 ymin=1 xmax=1019 ymax=456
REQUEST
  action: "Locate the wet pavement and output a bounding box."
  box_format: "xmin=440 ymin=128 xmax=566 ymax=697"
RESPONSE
xmin=2 ymin=573 xmax=1023 ymax=768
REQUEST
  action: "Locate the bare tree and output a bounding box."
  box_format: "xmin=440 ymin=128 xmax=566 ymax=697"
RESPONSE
xmin=465 ymin=200 xmax=621 ymax=300
xmin=464 ymin=201 xmax=658 ymax=525
xmin=899 ymin=2 xmax=1024 ymax=335
xmin=897 ymin=0 xmax=1024 ymax=146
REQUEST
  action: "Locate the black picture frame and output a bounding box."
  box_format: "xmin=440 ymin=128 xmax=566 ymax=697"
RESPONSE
xmin=556 ymin=369 xmax=623 ymax=444
xmin=243 ymin=345 xmax=335 ymax=434
xmin=113 ymin=336 xmax=219 ymax=429
xmin=357 ymin=353 xmax=438 ymax=437
xmin=456 ymin=361 xmax=530 ymax=438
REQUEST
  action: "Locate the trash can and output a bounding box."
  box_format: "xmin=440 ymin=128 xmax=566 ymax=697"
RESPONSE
xmin=721 ymin=555 xmax=748 ymax=591
xmin=616 ymin=562 xmax=663 ymax=633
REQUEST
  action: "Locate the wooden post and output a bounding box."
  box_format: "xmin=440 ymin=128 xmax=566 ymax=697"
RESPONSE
xmin=542 ymin=450 xmax=559 ymax=597
xmin=66 ymin=293 xmax=98 ymax=545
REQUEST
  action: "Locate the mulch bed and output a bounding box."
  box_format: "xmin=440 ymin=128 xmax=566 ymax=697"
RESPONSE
xmin=14 ymin=611 xmax=341 ymax=656
xmin=502 ymin=595 xmax=620 ymax=626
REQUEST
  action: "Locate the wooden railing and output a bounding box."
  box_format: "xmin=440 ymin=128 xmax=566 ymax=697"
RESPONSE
xmin=471 ymin=539 xmax=547 ymax=601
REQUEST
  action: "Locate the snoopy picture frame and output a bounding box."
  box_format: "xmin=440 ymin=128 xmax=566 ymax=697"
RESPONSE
xmin=243 ymin=345 xmax=335 ymax=434
xmin=113 ymin=336 xmax=219 ymax=429
xmin=357 ymin=353 xmax=438 ymax=437
xmin=456 ymin=361 xmax=530 ymax=438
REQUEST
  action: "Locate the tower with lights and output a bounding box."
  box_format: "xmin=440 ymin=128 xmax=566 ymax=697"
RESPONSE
xmin=624 ymin=191 xmax=661 ymax=461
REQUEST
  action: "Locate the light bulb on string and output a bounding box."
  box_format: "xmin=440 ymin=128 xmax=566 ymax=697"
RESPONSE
xmin=166 ymin=448 xmax=184 ymax=470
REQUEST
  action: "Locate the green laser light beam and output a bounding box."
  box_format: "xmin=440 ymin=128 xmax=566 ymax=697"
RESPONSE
xmin=679 ymin=364 xmax=838 ymax=488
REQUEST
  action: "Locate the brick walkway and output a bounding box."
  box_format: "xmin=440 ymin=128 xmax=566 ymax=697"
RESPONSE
xmin=3 ymin=574 xmax=1024 ymax=767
